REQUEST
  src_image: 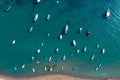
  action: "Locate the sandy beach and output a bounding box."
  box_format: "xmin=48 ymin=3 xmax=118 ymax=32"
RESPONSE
xmin=0 ymin=74 xmax=119 ymax=80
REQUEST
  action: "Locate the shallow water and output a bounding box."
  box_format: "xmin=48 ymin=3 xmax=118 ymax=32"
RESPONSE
xmin=0 ymin=0 xmax=120 ymax=78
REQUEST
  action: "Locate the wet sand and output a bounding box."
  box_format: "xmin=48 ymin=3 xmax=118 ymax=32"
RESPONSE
xmin=0 ymin=74 xmax=119 ymax=80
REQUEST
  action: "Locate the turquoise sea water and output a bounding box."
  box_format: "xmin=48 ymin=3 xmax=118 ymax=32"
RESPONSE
xmin=0 ymin=0 xmax=120 ymax=78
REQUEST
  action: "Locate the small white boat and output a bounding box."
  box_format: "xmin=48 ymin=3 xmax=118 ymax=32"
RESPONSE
xmin=36 ymin=0 xmax=41 ymax=4
xmin=76 ymin=49 xmax=80 ymax=54
xmin=79 ymin=27 xmax=82 ymax=33
xmin=14 ymin=67 xmax=17 ymax=70
xmin=49 ymin=57 xmax=52 ymax=62
xmin=91 ymin=54 xmax=95 ymax=60
xmin=36 ymin=61 xmax=40 ymax=64
xmin=49 ymin=67 xmax=53 ymax=71
xmin=98 ymin=64 xmax=101 ymax=68
xmin=12 ymin=40 xmax=16 ymax=45
xmin=28 ymin=27 xmax=33 ymax=33
xmin=64 ymin=24 xmax=69 ymax=34
xmin=55 ymin=48 xmax=59 ymax=53
xmin=62 ymin=55 xmax=66 ymax=60
xmin=41 ymin=42 xmax=44 ymax=47
xmin=47 ymin=33 xmax=50 ymax=37
xmin=36 ymin=49 xmax=40 ymax=54
xmin=72 ymin=40 xmax=76 ymax=47
xmin=106 ymin=8 xmax=110 ymax=18
xmin=22 ymin=64 xmax=25 ymax=69
xmin=31 ymin=56 xmax=34 ymax=61
xmin=95 ymin=67 xmax=99 ymax=71
xmin=56 ymin=0 xmax=59 ymax=4
xmin=34 ymin=13 xmax=38 ymax=22
xmin=83 ymin=46 xmax=87 ymax=52
xmin=96 ymin=44 xmax=100 ymax=48
xmin=59 ymin=34 xmax=62 ymax=40
xmin=32 ymin=68 xmax=35 ymax=72
xmin=44 ymin=66 xmax=47 ymax=71
xmin=101 ymin=49 xmax=105 ymax=54
xmin=61 ymin=66 xmax=64 ymax=70
xmin=46 ymin=14 xmax=51 ymax=20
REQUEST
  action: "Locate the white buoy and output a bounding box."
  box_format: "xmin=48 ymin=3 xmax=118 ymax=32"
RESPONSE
xmin=56 ymin=0 xmax=59 ymax=4
xmin=34 ymin=13 xmax=38 ymax=22
xmin=72 ymin=40 xmax=76 ymax=46
xmin=49 ymin=57 xmax=52 ymax=62
xmin=101 ymin=49 xmax=105 ymax=54
xmin=32 ymin=68 xmax=35 ymax=72
xmin=12 ymin=40 xmax=16 ymax=45
xmin=59 ymin=34 xmax=62 ymax=40
xmin=76 ymin=49 xmax=80 ymax=54
xmin=64 ymin=24 xmax=69 ymax=34
xmin=46 ymin=14 xmax=51 ymax=20
xmin=106 ymin=8 xmax=110 ymax=18
xmin=36 ymin=49 xmax=40 ymax=54
xmin=28 ymin=27 xmax=33 ymax=33
xmin=22 ymin=64 xmax=25 ymax=69
xmin=36 ymin=0 xmax=41 ymax=4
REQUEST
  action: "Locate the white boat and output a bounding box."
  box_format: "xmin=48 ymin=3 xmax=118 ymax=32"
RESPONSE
xmin=14 ymin=67 xmax=17 ymax=70
xmin=46 ymin=14 xmax=51 ymax=20
xmin=76 ymin=49 xmax=80 ymax=54
xmin=79 ymin=27 xmax=82 ymax=33
xmin=61 ymin=66 xmax=64 ymax=70
xmin=64 ymin=24 xmax=69 ymax=34
xmin=49 ymin=57 xmax=52 ymax=62
xmin=55 ymin=48 xmax=59 ymax=53
xmin=56 ymin=0 xmax=59 ymax=4
xmin=96 ymin=44 xmax=100 ymax=48
xmin=44 ymin=66 xmax=47 ymax=71
xmin=36 ymin=0 xmax=41 ymax=4
xmin=28 ymin=27 xmax=33 ymax=33
xmin=59 ymin=34 xmax=62 ymax=40
xmin=95 ymin=67 xmax=99 ymax=71
xmin=101 ymin=49 xmax=105 ymax=54
xmin=106 ymin=8 xmax=110 ymax=18
xmin=83 ymin=46 xmax=87 ymax=52
xmin=41 ymin=42 xmax=44 ymax=47
xmin=36 ymin=49 xmax=40 ymax=54
xmin=32 ymin=68 xmax=36 ymax=72
xmin=31 ymin=56 xmax=34 ymax=61
xmin=36 ymin=61 xmax=40 ymax=64
xmin=47 ymin=33 xmax=50 ymax=37
xmin=91 ymin=54 xmax=95 ymax=60
xmin=72 ymin=40 xmax=76 ymax=46
xmin=22 ymin=64 xmax=25 ymax=69
xmin=98 ymin=64 xmax=101 ymax=68
xmin=49 ymin=67 xmax=53 ymax=71
xmin=12 ymin=40 xmax=16 ymax=45
xmin=62 ymin=55 xmax=66 ymax=60
xmin=34 ymin=13 xmax=38 ymax=22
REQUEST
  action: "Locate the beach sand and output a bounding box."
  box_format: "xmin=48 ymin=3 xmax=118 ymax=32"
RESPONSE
xmin=0 ymin=74 xmax=118 ymax=80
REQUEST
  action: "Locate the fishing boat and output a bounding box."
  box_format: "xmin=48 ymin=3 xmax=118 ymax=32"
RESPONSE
xmin=34 ymin=13 xmax=38 ymax=22
xmin=64 ymin=24 xmax=69 ymax=34
xmin=12 ymin=40 xmax=16 ymax=45
xmin=72 ymin=40 xmax=76 ymax=46
xmin=106 ymin=8 xmax=110 ymax=18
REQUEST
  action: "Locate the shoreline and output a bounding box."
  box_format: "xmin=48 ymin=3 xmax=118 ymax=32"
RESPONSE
xmin=0 ymin=73 xmax=119 ymax=80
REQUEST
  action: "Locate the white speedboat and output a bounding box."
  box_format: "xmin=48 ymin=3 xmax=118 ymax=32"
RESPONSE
xmin=36 ymin=49 xmax=40 ymax=54
xmin=72 ymin=40 xmax=76 ymax=47
xmin=59 ymin=34 xmax=62 ymax=40
xmin=101 ymin=49 xmax=105 ymax=54
xmin=46 ymin=14 xmax=51 ymax=20
xmin=76 ymin=49 xmax=80 ymax=54
xmin=22 ymin=64 xmax=25 ymax=69
xmin=12 ymin=40 xmax=16 ymax=45
xmin=106 ymin=8 xmax=110 ymax=18
xmin=64 ymin=24 xmax=69 ymax=34
xmin=32 ymin=68 xmax=35 ymax=72
xmin=83 ymin=46 xmax=87 ymax=52
xmin=91 ymin=54 xmax=95 ymax=60
xmin=36 ymin=0 xmax=41 ymax=4
xmin=34 ymin=13 xmax=38 ymax=22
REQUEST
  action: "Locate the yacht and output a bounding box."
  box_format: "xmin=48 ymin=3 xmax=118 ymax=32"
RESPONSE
xmin=34 ymin=13 xmax=38 ymax=22
xmin=72 ymin=40 xmax=76 ymax=46
xmin=64 ymin=24 xmax=69 ymax=34
xmin=36 ymin=49 xmax=40 ymax=54
xmin=12 ymin=40 xmax=16 ymax=45
xmin=106 ymin=8 xmax=110 ymax=18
